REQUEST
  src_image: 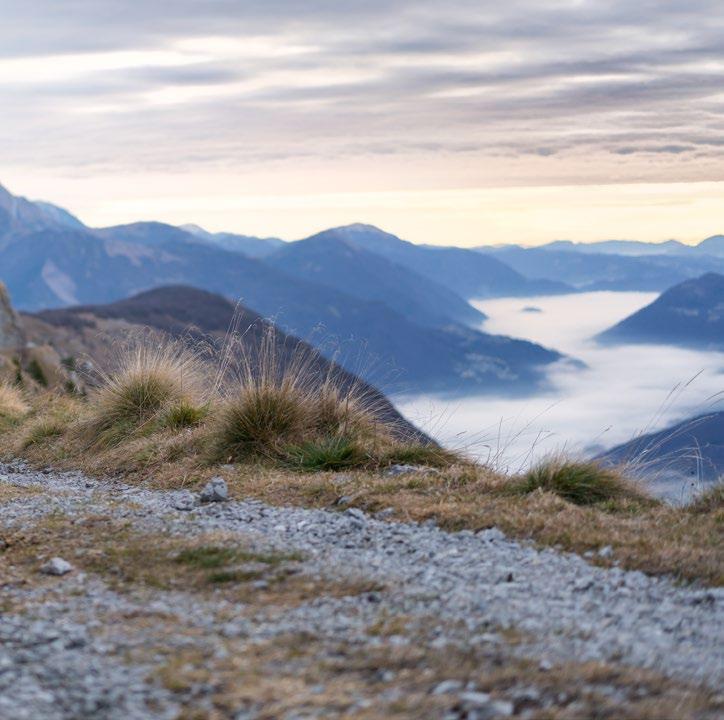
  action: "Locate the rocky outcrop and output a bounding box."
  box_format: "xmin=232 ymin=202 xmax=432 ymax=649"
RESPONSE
xmin=0 ymin=282 xmax=23 ymax=351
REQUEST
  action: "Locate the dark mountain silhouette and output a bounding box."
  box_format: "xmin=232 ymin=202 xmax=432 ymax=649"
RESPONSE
xmin=30 ymin=285 xmax=427 ymax=441
xmin=597 ymin=273 xmax=724 ymax=348
xmin=597 ymin=411 xmax=724 ymax=501
xmin=319 ymin=224 xmax=571 ymax=299
xmin=265 ymin=229 xmax=485 ymax=328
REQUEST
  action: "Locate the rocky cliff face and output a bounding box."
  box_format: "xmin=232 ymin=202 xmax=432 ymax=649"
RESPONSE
xmin=0 ymin=282 xmax=23 ymax=351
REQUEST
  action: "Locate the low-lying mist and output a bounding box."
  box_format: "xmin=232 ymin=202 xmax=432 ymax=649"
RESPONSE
xmin=396 ymin=292 xmax=724 ymax=475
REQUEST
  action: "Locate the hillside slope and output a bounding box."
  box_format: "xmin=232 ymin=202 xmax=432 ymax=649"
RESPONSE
xmin=598 ymin=273 xmax=724 ymax=348
xmin=597 ymin=411 xmax=724 ymax=501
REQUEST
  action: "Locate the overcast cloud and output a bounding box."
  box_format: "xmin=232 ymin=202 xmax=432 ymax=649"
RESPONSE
xmin=1 ymin=1 xmax=723 ymax=241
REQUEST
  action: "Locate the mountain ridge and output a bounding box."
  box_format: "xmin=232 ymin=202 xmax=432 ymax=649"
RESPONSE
xmin=597 ymin=272 xmax=724 ymax=348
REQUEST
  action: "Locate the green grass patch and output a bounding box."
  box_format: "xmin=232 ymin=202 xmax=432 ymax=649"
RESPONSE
xmin=160 ymin=401 xmax=207 ymax=430
xmin=175 ymin=546 xmax=238 ymax=569
xmin=284 ymin=437 xmax=368 ymax=471
xmin=513 ymin=458 xmax=652 ymax=507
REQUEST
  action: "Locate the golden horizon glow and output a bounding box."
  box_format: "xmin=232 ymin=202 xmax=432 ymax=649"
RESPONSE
xmin=3 ymin=170 xmax=722 ymax=247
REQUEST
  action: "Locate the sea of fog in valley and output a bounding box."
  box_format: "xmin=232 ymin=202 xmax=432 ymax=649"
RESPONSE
xmin=396 ymin=291 xmax=724 ymax=477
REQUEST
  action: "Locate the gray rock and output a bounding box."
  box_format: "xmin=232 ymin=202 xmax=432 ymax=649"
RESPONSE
xmin=199 ymin=477 xmax=228 ymax=503
xmin=457 ymin=690 xmax=491 ymax=706
xmin=598 ymin=545 xmax=614 ymax=558
xmin=40 ymin=557 xmax=73 ymax=576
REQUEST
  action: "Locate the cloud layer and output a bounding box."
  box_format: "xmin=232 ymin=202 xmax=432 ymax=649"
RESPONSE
xmin=2 ymin=1 xmax=723 ymax=239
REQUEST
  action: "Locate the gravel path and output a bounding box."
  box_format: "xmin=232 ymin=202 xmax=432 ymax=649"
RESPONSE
xmin=1 ymin=461 xmax=722 ymax=719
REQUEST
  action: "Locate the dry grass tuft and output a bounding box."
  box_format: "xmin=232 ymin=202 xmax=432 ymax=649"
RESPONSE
xmin=688 ymin=482 xmax=724 ymax=514
xmin=0 ymin=382 xmax=28 ymax=420
xmin=514 ymin=456 xmax=653 ymax=507
xmin=212 ymin=325 xmax=394 ymax=465
xmin=1 ymin=331 xmax=720 ymax=587
xmin=78 ymin=337 xmax=207 ymax=446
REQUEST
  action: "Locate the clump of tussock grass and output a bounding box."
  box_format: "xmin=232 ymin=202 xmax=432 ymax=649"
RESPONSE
xmin=211 ymin=325 xmax=394 ymax=465
xmin=513 ymin=456 xmax=651 ymax=507
xmin=0 ymin=382 xmax=28 ymax=419
xmin=79 ymin=336 xmax=207 ymax=446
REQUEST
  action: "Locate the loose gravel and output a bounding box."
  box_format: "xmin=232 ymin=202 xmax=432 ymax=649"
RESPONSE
xmin=1 ymin=460 xmax=722 ymax=719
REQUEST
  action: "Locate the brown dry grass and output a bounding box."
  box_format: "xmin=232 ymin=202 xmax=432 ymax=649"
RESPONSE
xmin=1 ymin=384 xmax=722 ymax=586
xmin=76 ymin=336 xmax=208 ymax=447
xmin=211 ymin=325 xmax=396 ymax=465
xmin=0 ymin=381 xmax=28 ymax=420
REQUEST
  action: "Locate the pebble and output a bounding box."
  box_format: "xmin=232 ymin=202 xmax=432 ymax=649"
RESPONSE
xmin=432 ymin=680 xmax=464 ymax=695
xmin=40 ymin=558 xmax=73 ymax=576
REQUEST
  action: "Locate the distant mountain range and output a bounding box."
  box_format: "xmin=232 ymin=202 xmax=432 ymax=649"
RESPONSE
xmin=180 ymin=224 xmax=284 ymax=258
xmin=479 ymin=238 xmax=724 ymax=291
xmin=598 ymin=273 xmax=724 ymax=349
xmin=265 ymin=228 xmax=485 ymax=328
xmin=329 ymin=224 xmax=571 ymax=298
xmin=0 ymin=183 xmax=565 ymax=394
xmin=597 ymin=411 xmax=724 ymax=502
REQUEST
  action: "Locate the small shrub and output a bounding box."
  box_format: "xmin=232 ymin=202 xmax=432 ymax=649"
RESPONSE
xmin=514 ymin=457 xmax=649 ymax=506
xmin=0 ymin=382 xmax=28 ymax=419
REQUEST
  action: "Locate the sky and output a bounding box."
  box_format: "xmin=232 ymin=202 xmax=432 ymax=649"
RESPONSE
xmin=2 ymin=0 xmax=723 ymax=245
